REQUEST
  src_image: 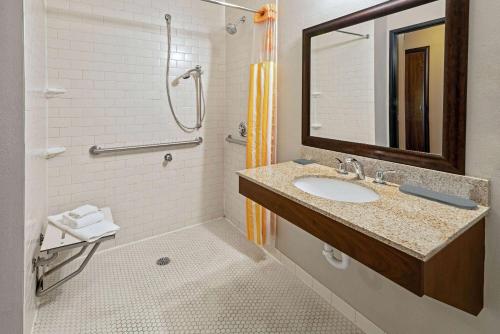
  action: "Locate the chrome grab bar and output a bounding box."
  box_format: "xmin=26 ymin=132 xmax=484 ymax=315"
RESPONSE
xmin=225 ymin=135 xmax=247 ymax=146
xmin=89 ymin=137 xmax=203 ymax=155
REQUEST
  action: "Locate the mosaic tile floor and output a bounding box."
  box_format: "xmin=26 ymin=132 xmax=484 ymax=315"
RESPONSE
xmin=33 ymin=219 xmax=363 ymax=334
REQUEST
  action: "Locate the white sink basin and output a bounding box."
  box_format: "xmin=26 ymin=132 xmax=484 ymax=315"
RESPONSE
xmin=293 ymin=177 xmax=380 ymax=203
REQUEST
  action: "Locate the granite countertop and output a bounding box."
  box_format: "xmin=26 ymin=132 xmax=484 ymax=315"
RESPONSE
xmin=237 ymin=162 xmax=490 ymax=261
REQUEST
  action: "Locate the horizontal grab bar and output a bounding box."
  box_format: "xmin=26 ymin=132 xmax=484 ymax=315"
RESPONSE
xmin=226 ymin=135 xmax=247 ymax=146
xmin=89 ymin=137 xmax=203 ymax=155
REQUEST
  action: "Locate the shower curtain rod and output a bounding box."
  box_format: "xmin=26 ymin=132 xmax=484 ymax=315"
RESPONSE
xmin=336 ymin=30 xmax=370 ymax=39
xmin=200 ymin=1 xmax=365 ymax=36
xmin=199 ymin=0 xmax=260 ymax=14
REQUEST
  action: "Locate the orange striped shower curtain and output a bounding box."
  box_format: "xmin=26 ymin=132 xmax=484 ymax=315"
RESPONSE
xmin=246 ymin=4 xmax=277 ymax=246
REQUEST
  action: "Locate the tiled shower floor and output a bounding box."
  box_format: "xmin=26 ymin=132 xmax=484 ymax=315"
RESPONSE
xmin=33 ymin=219 xmax=363 ymax=334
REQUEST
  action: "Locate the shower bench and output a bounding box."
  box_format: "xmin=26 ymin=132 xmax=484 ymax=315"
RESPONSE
xmin=33 ymin=207 xmax=116 ymax=297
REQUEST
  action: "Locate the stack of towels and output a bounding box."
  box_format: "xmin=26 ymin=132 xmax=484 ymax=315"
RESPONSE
xmin=49 ymin=205 xmax=120 ymax=242
xmin=63 ymin=205 xmax=105 ymax=229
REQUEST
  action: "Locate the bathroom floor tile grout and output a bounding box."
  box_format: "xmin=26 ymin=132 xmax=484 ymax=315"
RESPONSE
xmin=33 ymin=218 xmax=364 ymax=334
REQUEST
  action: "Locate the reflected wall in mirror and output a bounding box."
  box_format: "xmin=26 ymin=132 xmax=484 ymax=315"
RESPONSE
xmin=310 ymin=22 xmax=375 ymax=144
xmin=310 ymin=1 xmax=445 ymax=153
xmin=303 ymin=0 xmax=469 ymax=174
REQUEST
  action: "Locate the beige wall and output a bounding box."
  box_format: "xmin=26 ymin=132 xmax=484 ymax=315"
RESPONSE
xmin=277 ymin=0 xmax=500 ymax=333
xmin=0 ymin=0 xmax=26 ymax=333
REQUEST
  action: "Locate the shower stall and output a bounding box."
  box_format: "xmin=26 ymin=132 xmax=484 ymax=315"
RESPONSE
xmin=9 ymin=0 xmax=364 ymax=333
xmin=36 ymin=0 xmax=275 ymax=321
xmin=44 ymin=0 xmax=231 ymax=244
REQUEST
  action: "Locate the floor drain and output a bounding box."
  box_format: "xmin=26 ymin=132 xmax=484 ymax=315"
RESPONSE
xmin=156 ymin=257 xmax=170 ymax=266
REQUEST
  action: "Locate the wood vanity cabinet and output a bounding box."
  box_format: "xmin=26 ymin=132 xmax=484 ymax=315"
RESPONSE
xmin=239 ymin=176 xmax=484 ymax=316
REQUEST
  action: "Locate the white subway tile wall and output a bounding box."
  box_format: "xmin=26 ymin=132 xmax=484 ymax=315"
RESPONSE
xmin=46 ymin=0 xmax=226 ymax=246
xmin=24 ymin=0 xmax=48 ymax=332
xmin=310 ymin=20 xmax=375 ymax=143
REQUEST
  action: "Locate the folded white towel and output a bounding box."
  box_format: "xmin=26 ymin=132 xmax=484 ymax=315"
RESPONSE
xmin=63 ymin=211 xmax=104 ymax=229
xmin=48 ymin=208 xmax=119 ymax=242
xmin=68 ymin=204 xmax=99 ymax=219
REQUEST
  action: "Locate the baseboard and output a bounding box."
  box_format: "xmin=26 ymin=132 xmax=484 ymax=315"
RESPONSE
xmin=94 ymin=216 xmax=227 ymax=257
xmin=273 ymin=248 xmax=386 ymax=334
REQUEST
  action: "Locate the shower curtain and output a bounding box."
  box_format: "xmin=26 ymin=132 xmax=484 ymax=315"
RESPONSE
xmin=246 ymin=4 xmax=277 ymax=246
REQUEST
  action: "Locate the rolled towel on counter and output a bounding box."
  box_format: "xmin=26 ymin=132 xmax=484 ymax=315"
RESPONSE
xmin=63 ymin=211 xmax=104 ymax=229
xmin=68 ymin=204 xmax=99 ymax=219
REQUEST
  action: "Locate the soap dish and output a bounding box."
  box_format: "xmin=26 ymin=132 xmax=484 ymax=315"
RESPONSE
xmin=43 ymin=147 xmax=66 ymax=159
xmin=293 ymin=159 xmax=316 ymax=165
xmin=399 ymin=184 xmax=478 ymax=210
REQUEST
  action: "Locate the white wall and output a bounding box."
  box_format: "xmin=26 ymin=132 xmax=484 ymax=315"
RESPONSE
xmin=310 ymin=21 xmax=375 ymax=144
xmin=45 ymin=0 xmax=226 ymax=246
xmin=0 ymin=0 xmax=26 ymax=333
xmin=277 ymin=0 xmax=500 ymax=333
xmin=23 ymin=0 xmax=48 ymax=332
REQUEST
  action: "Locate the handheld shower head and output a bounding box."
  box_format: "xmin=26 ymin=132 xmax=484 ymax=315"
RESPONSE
xmin=165 ymin=15 xmax=206 ymax=132
xmin=171 ymin=66 xmax=203 ymax=87
xmin=172 ymin=72 xmax=192 ymax=86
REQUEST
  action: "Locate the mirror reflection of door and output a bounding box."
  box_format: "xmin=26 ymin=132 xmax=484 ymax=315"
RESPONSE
xmin=389 ymin=18 xmax=445 ymax=155
xmin=405 ymin=47 xmax=429 ymax=152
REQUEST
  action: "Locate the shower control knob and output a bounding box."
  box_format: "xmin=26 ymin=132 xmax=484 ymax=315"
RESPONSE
xmin=164 ymin=153 xmax=173 ymax=162
xmin=238 ymin=121 xmax=248 ymax=137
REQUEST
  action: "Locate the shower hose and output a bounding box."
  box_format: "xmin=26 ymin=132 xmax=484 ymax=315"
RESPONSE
xmin=164 ymin=14 xmax=206 ymax=132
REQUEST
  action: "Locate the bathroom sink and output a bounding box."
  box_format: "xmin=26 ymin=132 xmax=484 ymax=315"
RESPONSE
xmin=293 ymin=177 xmax=380 ymax=203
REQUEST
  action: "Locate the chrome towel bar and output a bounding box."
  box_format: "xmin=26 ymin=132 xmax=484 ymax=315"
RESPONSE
xmin=89 ymin=137 xmax=203 ymax=155
xmin=225 ymin=134 xmax=247 ymax=146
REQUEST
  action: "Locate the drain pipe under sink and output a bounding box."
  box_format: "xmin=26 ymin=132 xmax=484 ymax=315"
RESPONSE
xmin=322 ymin=244 xmax=350 ymax=270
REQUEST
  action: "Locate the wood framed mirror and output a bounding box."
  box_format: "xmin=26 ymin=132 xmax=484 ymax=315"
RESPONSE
xmin=302 ymin=0 xmax=469 ymax=174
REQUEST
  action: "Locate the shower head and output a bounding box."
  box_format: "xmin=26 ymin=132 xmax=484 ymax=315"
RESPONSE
xmin=164 ymin=14 xmax=171 ymax=23
xmin=171 ymin=66 xmax=203 ymax=87
xmin=225 ymin=16 xmax=246 ymax=35
xmin=226 ymin=23 xmax=238 ymax=35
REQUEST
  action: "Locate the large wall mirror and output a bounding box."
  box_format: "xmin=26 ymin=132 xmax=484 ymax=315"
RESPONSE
xmin=303 ymin=0 xmax=469 ymax=174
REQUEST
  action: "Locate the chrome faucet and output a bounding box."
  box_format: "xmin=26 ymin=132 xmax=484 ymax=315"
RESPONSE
xmin=373 ymin=169 xmax=396 ymax=185
xmin=334 ymin=158 xmax=348 ymax=175
xmin=345 ymin=157 xmax=365 ymax=180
